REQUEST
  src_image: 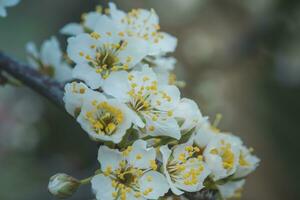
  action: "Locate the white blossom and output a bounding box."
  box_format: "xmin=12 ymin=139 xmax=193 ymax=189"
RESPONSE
xmin=0 ymin=0 xmax=19 ymax=17
xmin=56 ymin=3 xmax=261 ymax=200
xmin=135 ymin=56 xmax=177 ymax=85
xmin=91 ymin=140 xmax=169 ymax=200
xmin=108 ymin=2 xmax=177 ymax=56
xmin=217 ymin=180 xmax=245 ymax=199
xmin=76 ymin=92 xmax=143 ymax=143
xmin=63 ymin=82 xmax=99 ymax=117
xmin=150 ymin=57 xmax=177 ymax=85
xmin=26 ymin=36 xmax=72 ymax=82
xmin=62 ymin=3 xmax=177 ymax=56
xmin=174 ymin=98 xmax=205 ymax=132
xmin=203 ymin=134 xmax=241 ymax=181
xmin=234 ymin=145 xmax=260 ymax=179
xmin=193 ymin=119 xmax=218 ymax=148
xmin=160 ymin=142 xmax=210 ymax=195
xmin=67 ymin=25 xmax=149 ymax=89
xmin=102 ymin=66 xmax=181 ymax=139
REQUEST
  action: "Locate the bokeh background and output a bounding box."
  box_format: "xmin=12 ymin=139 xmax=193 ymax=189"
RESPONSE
xmin=1 ymin=0 xmax=300 ymax=199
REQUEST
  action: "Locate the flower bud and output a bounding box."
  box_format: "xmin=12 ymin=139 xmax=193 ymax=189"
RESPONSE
xmin=48 ymin=173 xmax=80 ymax=199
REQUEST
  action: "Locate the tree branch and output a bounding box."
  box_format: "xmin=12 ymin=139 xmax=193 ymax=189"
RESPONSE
xmin=0 ymin=51 xmax=216 ymax=200
xmin=0 ymin=51 xmax=64 ymax=107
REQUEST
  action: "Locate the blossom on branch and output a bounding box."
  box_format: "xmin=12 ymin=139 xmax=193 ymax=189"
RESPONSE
xmin=26 ymin=36 xmax=72 ymax=82
xmin=102 ymin=67 xmax=181 ymax=139
xmin=92 ymin=140 xmax=169 ymax=200
xmin=160 ymin=142 xmax=210 ymax=195
xmin=76 ymin=92 xmax=143 ymax=143
xmin=42 ymin=2 xmax=260 ymax=200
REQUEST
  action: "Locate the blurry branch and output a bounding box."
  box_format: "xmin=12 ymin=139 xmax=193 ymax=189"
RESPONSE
xmin=0 ymin=70 xmax=8 ymax=85
xmin=0 ymin=51 xmax=64 ymax=107
xmin=0 ymin=51 xmax=216 ymax=200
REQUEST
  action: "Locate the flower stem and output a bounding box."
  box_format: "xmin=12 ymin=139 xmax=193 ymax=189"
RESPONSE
xmin=80 ymin=176 xmax=93 ymax=185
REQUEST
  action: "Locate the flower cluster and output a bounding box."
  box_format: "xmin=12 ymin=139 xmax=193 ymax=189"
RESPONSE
xmin=45 ymin=3 xmax=259 ymax=200
xmin=0 ymin=0 xmax=20 ymax=17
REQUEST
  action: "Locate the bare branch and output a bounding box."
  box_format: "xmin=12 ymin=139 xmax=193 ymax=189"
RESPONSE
xmin=0 ymin=51 xmax=64 ymax=107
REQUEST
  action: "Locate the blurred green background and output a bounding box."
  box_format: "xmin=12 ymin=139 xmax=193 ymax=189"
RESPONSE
xmin=0 ymin=0 xmax=300 ymax=199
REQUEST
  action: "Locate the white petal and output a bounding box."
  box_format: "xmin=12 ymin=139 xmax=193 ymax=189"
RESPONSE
xmin=204 ymin=152 xmax=227 ymax=181
xmin=25 ymin=42 xmax=39 ymax=69
xmin=67 ymin=33 xmax=96 ymax=64
xmin=130 ymin=9 xmax=159 ymax=34
xmin=160 ymin=145 xmax=184 ymax=195
xmin=84 ymin=12 xmax=103 ymax=30
xmin=93 ymin=15 xmax=121 ymax=35
xmin=63 ymin=82 xmax=96 ymax=116
xmin=128 ymin=65 xmax=158 ymax=93
xmin=154 ymin=85 xmax=181 ymax=111
xmin=0 ymin=7 xmax=6 ymax=17
xmin=108 ymin=2 xmax=126 ymax=23
xmin=126 ymin=192 xmax=146 ymax=200
xmin=174 ymin=98 xmax=203 ymax=131
xmin=26 ymin=42 xmax=39 ymax=58
xmin=172 ymin=142 xmax=192 ymax=163
xmin=234 ymin=156 xmax=259 ymax=178
xmin=72 ymin=64 xmax=103 ymax=89
xmin=145 ymin=115 xmax=181 ymax=140
xmin=139 ymin=171 xmax=170 ymax=199
xmin=54 ymin=63 xmax=72 ymax=82
xmin=154 ymin=56 xmax=176 ymax=71
xmin=40 ymin=36 xmax=62 ymax=67
xmin=128 ymin=140 xmax=156 ymax=169
xmin=234 ymin=146 xmax=260 ymax=178
xmin=98 ymin=145 xmax=123 ymax=171
xmin=91 ymin=174 xmax=116 ymax=200
xmin=149 ymin=32 xmax=177 ymax=55
xmin=131 ymin=65 xmax=158 ymax=86
xmin=118 ymin=36 xmax=149 ymax=68
xmin=217 ymin=180 xmax=245 ymax=199
xmin=60 ymin=23 xmax=84 ymax=35
xmin=102 ymin=71 xmax=131 ymax=101
xmin=193 ymin=120 xmax=216 ymax=148
xmin=125 ymin=107 xmax=145 ymax=128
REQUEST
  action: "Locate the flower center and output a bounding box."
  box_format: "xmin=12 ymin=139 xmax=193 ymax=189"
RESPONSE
xmin=93 ymin=48 xmax=122 ymax=79
xmin=104 ymin=162 xmax=145 ymax=200
xmin=239 ymin=153 xmax=250 ymax=167
xmin=85 ymin=101 xmax=123 ymax=135
xmin=210 ymin=142 xmax=235 ymax=170
xmin=82 ymin=33 xmax=131 ymax=79
xmin=97 ymin=50 xmax=118 ymax=69
xmin=127 ymin=75 xmax=159 ymax=113
xmin=116 ymin=167 xmax=139 ymax=186
xmin=222 ymin=147 xmax=235 ymax=170
xmin=167 ymin=146 xmax=204 ymax=185
xmin=130 ymin=93 xmax=151 ymax=112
